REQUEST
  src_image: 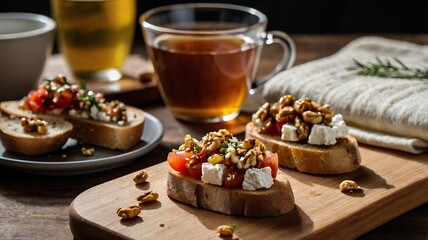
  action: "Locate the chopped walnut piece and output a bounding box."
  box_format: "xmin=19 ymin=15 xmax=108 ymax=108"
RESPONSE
xmin=318 ymin=104 xmax=334 ymax=125
xmin=253 ymin=102 xmax=271 ymax=123
xmin=302 ymin=111 xmax=322 ymax=124
xmin=81 ymin=147 xmax=94 ymax=156
xmin=216 ymin=225 xmax=234 ymax=236
xmin=295 ymin=116 xmax=310 ymax=141
xmin=201 ymin=129 xmax=233 ymax=153
xmin=293 ymin=98 xmax=313 ymax=114
xmin=20 ymin=117 xmax=48 ymax=134
xmin=277 ymin=94 xmax=296 ymax=108
xmin=117 ymin=206 xmax=141 ymax=220
xmin=251 ymin=94 xmax=343 ymax=145
xmin=133 ymin=170 xmax=148 ymax=184
xmin=178 ymin=134 xmax=204 ymax=153
xmin=258 ymin=117 xmax=275 ymax=134
xmin=339 ymin=180 xmax=361 ymax=192
xmin=275 ymin=106 xmax=296 ymax=123
xmin=235 ymin=139 xmax=266 ymax=170
xmin=137 ymin=191 xmax=159 ymax=203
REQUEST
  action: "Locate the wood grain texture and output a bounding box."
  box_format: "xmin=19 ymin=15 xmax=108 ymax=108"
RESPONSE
xmin=69 ymin=145 xmax=428 ymax=240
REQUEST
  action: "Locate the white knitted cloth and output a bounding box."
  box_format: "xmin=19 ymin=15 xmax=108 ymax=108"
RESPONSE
xmin=263 ymin=36 xmax=428 ymax=154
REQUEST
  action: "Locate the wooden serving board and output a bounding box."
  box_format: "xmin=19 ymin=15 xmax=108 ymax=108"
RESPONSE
xmin=69 ymin=145 xmax=428 ymax=240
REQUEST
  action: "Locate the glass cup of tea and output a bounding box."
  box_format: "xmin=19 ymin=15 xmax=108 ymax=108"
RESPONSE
xmin=140 ymin=3 xmax=295 ymax=122
xmin=50 ymin=0 xmax=136 ymax=82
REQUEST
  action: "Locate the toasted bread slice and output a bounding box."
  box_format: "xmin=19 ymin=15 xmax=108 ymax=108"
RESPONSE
xmin=0 ymin=116 xmax=73 ymax=155
xmin=167 ymin=166 xmax=295 ymax=217
xmin=245 ymin=122 xmax=361 ymax=174
xmin=0 ymin=101 xmax=145 ymax=150
xmin=66 ymin=105 xmax=145 ymax=150
xmin=0 ymin=101 xmax=34 ymax=118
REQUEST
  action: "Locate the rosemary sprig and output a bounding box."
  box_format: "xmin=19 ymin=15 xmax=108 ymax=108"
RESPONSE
xmin=348 ymin=56 xmax=428 ymax=80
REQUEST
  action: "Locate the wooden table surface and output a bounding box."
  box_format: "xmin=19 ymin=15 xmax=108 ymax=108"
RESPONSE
xmin=0 ymin=34 xmax=427 ymax=240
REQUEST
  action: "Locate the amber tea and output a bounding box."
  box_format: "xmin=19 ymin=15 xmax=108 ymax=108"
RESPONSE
xmin=148 ymin=35 xmax=258 ymax=121
xmin=141 ymin=3 xmax=296 ymax=122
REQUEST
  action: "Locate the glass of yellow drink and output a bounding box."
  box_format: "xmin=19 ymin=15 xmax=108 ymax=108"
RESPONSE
xmin=51 ymin=0 xmax=136 ymax=82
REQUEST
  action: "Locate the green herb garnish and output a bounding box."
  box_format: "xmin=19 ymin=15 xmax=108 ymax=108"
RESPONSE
xmin=159 ymin=223 xmax=165 ymax=227
xmin=348 ymin=56 xmax=428 ymax=80
xmin=193 ymin=145 xmax=202 ymax=154
xmin=79 ymin=92 xmax=101 ymax=111
xmin=219 ymin=142 xmax=229 ymax=155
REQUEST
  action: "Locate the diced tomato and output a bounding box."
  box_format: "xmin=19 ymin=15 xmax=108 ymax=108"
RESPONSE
xmin=25 ymin=90 xmax=45 ymax=113
xmin=187 ymin=160 xmax=203 ymax=179
xmin=223 ymin=168 xmax=245 ymax=189
xmin=260 ymin=152 xmax=279 ymax=178
xmin=275 ymin=121 xmax=286 ymax=134
xmin=195 ymin=146 xmax=207 ymax=159
xmin=53 ymin=89 xmax=75 ymax=109
xmin=187 ymin=153 xmax=207 ymax=179
xmin=167 ymin=151 xmax=193 ymax=175
xmin=36 ymin=85 xmax=49 ymax=98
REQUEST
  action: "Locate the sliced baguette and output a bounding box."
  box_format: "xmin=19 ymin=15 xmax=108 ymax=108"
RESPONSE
xmin=66 ymin=105 xmax=144 ymax=150
xmin=0 ymin=116 xmax=72 ymax=155
xmin=0 ymin=101 xmax=145 ymax=150
xmin=245 ymin=122 xmax=361 ymax=174
xmin=167 ymin=166 xmax=295 ymax=217
xmin=0 ymin=101 xmax=34 ymax=118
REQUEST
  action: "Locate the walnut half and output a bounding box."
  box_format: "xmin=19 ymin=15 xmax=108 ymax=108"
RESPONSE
xmin=133 ymin=170 xmax=148 ymax=184
xmin=339 ymin=180 xmax=361 ymax=192
xmin=137 ymin=191 xmax=159 ymax=203
xmin=217 ymin=225 xmax=234 ymax=236
xmin=117 ymin=206 xmax=141 ymax=219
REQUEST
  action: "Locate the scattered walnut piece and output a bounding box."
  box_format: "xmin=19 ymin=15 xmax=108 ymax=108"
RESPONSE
xmin=81 ymin=147 xmax=95 ymax=156
xmin=133 ymin=170 xmax=148 ymax=184
xmin=137 ymin=191 xmax=159 ymax=203
xmin=217 ymin=225 xmax=234 ymax=236
xmin=117 ymin=205 xmax=141 ymax=220
xmin=339 ymin=180 xmax=361 ymax=192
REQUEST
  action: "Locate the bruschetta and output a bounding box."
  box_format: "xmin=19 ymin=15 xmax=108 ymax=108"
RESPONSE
xmin=0 ymin=75 xmax=145 ymax=152
xmin=166 ymin=129 xmax=295 ymax=217
xmin=246 ymin=95 xmax=361 ymax=174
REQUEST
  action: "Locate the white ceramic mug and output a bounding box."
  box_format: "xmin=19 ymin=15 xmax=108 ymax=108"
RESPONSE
xmin=0 ymin=13 xmax=56 ymax=101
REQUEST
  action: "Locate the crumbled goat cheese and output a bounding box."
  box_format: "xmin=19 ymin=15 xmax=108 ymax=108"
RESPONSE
xmin=242 ymin=167 xmax=273 ymax=191
xmin=331 ymin=114 xmax=349 ymax=138
xmin=90 ymin=105 xmax=110 ymax=122
xmin=281 ymin=124 xmax=299 ymax=141
xmin=201 ymin=163 xmax=226 ymax=186
xmin=90 ymin=105 xmax=99 ymax=120
xmin=308 ymin=124 xmax=337 ymax=145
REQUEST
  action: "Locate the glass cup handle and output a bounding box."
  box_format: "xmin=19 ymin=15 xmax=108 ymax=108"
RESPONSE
xmin=251 ymin=31 xmax=296 ymax=91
